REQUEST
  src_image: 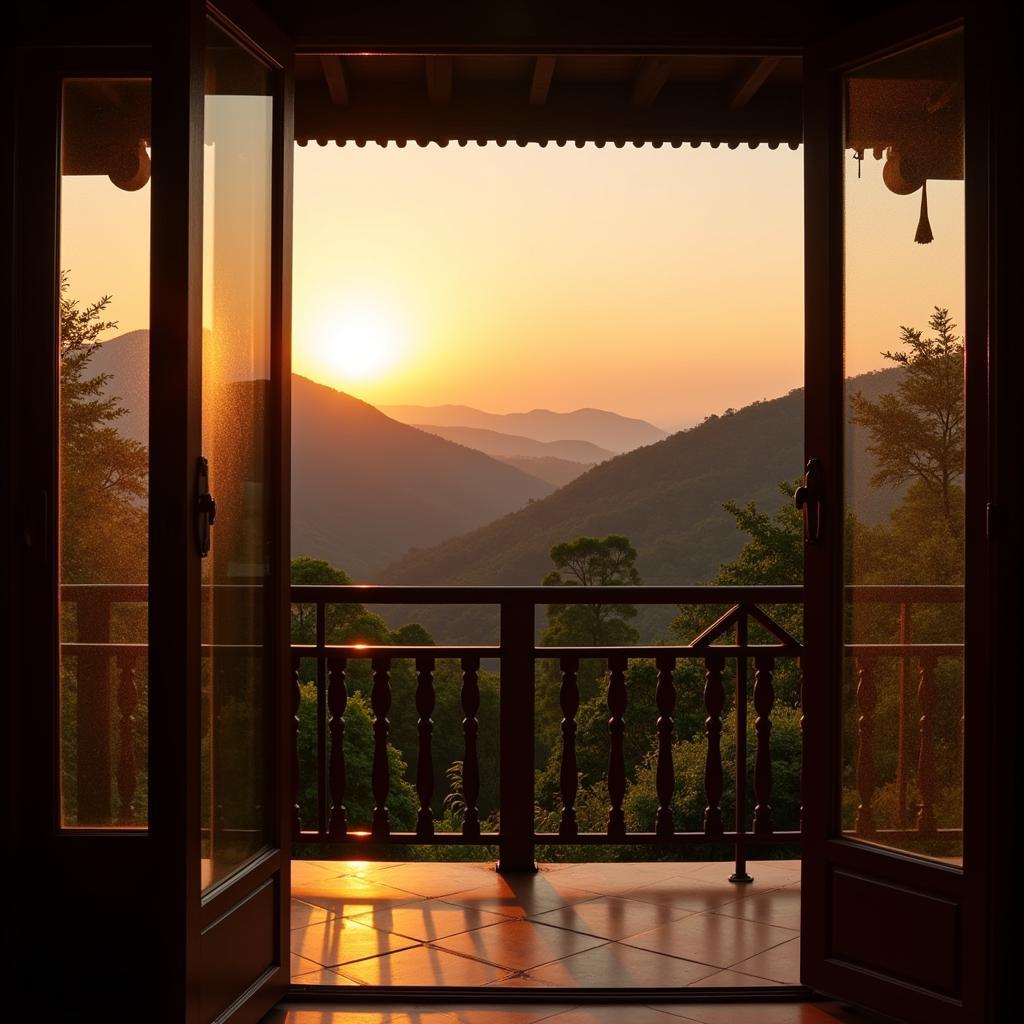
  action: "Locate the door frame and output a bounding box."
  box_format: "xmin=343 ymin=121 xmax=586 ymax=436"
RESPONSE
xmin=182 ymin=3 xmax=294 ymax=1022
xmin=801 ymin=3 xmax=992 ymax=1020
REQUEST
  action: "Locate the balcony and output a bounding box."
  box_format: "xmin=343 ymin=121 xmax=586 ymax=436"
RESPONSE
xmin=58 ymin=582 xmax=963 ymax=987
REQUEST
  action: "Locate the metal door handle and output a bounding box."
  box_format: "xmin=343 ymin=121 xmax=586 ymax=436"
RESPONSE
xmin=795 ymin=458 xmax=823 ymax=544
xmin=196 ymin=456 xmax=216 ymax=558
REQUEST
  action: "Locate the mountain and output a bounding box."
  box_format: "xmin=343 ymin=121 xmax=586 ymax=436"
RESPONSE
xmin=411 ymin=423 xmax=614 ymax=463
xmin=290 ymin=376 xmax=555 ymax=576
xmin=379 ymin=369 xmax=907 ymax=641
xmin=88 ymin=333 xmax=556 ymax=578
xmin=493 ymin=454 xmax=596 ymax=488
xmin=382 ymin=403 xmax=667 ymax=453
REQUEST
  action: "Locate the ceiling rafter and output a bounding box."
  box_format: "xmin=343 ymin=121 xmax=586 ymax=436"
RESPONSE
xmin=319 ymin=55 xmax=349 ymax=105
xmin=728 ymin=56 xmax=780 ymax=109
xmin=529 ymin=55 xmax=557 ymax=106
xmin=631 ymin=56 xmax=673 ymax=106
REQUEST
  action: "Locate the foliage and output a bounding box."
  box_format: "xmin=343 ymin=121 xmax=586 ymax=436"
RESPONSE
xmin=60 ymin=271 xmax=148 ymax=585
xmin=849 ymin=307 xmax=964 ymax=528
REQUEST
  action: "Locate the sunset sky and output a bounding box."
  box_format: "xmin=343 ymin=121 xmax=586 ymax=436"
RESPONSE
xmin=61 ymin=140 xmax=964 ymax=429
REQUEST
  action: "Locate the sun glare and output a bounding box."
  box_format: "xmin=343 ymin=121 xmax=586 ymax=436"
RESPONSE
xmin=311 ymin=301 xmax=407 ymax=383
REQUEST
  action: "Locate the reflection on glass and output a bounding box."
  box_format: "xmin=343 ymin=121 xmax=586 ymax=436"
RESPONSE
xmin=842 ymin=31 xmax=964 ymax=864
xmin=201 ymin=20 xmax=275 ymax=889
xmin=58 ymin=78 xmax=151 ymax=829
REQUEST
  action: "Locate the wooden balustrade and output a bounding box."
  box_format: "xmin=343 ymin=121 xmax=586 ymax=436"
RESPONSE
xmin=55 ymin=582 xmax=964 ymax=871
xmin=327 ymin=656 xmax=348 ymax=838
xmin=558 ymin=655 xmax=580 ymax=838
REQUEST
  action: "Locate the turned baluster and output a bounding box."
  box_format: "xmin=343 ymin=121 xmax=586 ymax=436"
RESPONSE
xmin=703 ymin=653 xmax=726 ymax=838
xmin=415 ymin=657 xmax=436 ymax=839
xmin=916 ymin=653 xmax=938 ymax=835
xmin=461 ymin=656 xmax=481 ymax=838
xmin=606 ymin=654 xmax=628 ymax=839
xmin=655 ymin=655 xmax=676 ymax=839
xmin=854 ymin=656 xmax=877 ymax=836
xmin=752 ymin=654 xmax=776 ymax=836
xmin=371 ymin=656 xmax=392 ymax=839
xmin=327 ymin=657 xmax=348 ymax=839
xmin=290 ymin=653 xmax=302 ymax=838
xmin=559 ymin=655 xmax=580 ymax=838
xmin=798 ymin=656 xmax=805 ymax=831
xmin=115 ymin=651 xmax=139 ymax=822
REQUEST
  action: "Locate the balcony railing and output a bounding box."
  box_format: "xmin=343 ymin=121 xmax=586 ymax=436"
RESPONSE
xmin=290 ymin=584 xmax=805 ymax=874
xmin=58 ymin=583 xmax=964 ymax=868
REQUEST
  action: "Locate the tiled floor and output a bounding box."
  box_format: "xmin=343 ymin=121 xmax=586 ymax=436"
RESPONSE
xmin=290 ymin=859 xmax=803 ymax=989
xmin=262 ymin=1000 xmax=890 ymax=1024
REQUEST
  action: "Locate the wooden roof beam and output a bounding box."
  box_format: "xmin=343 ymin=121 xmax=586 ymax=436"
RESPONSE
xmin=426 ymin=56 xmax=453 ymax=104
xmin=320 ymin=55 xmax=349 ymax=105
xmin=529 ymin=55 xmax=557 ymax=106
xmin=631 ymin=57 xmax=673 ymax=106
xmin=728 ymin=56 xmax=780 ymax=109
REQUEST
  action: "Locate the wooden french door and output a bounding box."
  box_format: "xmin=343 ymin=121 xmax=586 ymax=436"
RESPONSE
xmin=801 ymin=6 xmax=990 ymax=1022
xmin=185 ymin=4 xmax=293 ymax=1022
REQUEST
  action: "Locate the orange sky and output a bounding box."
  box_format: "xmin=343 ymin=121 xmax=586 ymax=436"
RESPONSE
xmin=60 ymin=140 xmax=964 ymax=429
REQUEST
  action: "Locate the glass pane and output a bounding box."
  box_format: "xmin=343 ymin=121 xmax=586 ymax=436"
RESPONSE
xmin=58 ymin=78 xmax=152 ymax=829
xmin=201 ymin=21 xmax=275 ymax=889
xmin=842 ymin=31 xmax=964 ymax=864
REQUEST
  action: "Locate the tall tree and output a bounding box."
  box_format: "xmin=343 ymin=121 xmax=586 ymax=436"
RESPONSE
xmin=848 ymin=306 xmax=964 ymax=527
xmin=60 ymin=272 xmax=149 ymax=583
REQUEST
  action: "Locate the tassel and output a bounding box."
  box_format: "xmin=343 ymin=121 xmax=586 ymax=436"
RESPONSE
xmin=915 ymin=181 xmax=934 ymax=244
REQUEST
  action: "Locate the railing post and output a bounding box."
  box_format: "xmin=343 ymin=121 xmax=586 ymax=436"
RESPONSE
xmin=703 ymin=653 xmax=726 ymax=839
xmin=730 ymin=611 xmax=752 ymax=883
xmin=76 ymin=594 xmax=113 ymax=825
xmin=606 ymin=654 xmax=629 ymax=840
xmin=327 ymin=656 xmax=348 ymax=840
xmin=916 ymin=653 xmax=938 ymax=836
xmin=498 ymin=600 xmax=536 ymax=872
xmin=854 ymin=656 xmax=877 ymax=836
xmin=115 ymin=651 xmax=139 ymax=823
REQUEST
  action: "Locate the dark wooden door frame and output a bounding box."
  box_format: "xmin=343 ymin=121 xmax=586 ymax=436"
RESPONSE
xmin=801 ymin=3 xmax=994 ymax=1021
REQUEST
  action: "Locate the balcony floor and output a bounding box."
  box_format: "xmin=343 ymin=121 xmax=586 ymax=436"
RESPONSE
xmin=290 ymin=859 xmax=802 ymax=989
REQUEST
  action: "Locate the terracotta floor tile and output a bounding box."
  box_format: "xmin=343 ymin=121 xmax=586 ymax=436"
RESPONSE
xmin=290 ymin=966 xmax=362 ymax=985
xmin=292 ymin=874 xmax=421 ymax=917
xmin=375 ymin=863 xmax=501 ymax=899
xmin=527 ymin=943 xmax=719 ymax=987
xmin=291 ymin=916 xmax=419 ymax=967
xmin=687 ymin=861 xmax=801 ymax=887
xmin=291 ymin=860 xmax=346 ymax=886
xmin=529 ymin=895 xmax=695 ymax=941
xmin=622 ymin=879 xmax=765 ymax=914
xmin=340 ymin=945 xmax=513 ymax=986
xmin=444 ymin=878 xmax=596 ymax=920
xmin=717 ymin=887 xmax=802 ymax=932
xmin=543 ymin=1008 xmax=681 ymax=1024
xmin=654 ymin=1003 xmax=879 ymax=1024
xmin=550 ymin=862 xmax=688 ymax=896
xmin=266 ymin=1007 xmax=457 ymax=1024
xmin=349 ymin=898 xmax=510 ymax=942
xmin=730 ymin=937 xmax=801 ymax=985
xmin=485 ymin=975 xmax=560 ymax=988
xmin=624 ymin=914 xmax=798 ymax=970
xmin=688 ymin=969 xmax=784 ymax=987
xmin=291 ymin=898 xmax=340 ymax=931
xmin=444 ymin=1003 xmax=572 ymax=1024
xmin=435 ymin=919 xmax=606 ymax=972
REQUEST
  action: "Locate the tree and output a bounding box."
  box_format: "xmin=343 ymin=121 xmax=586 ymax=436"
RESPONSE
xmin=542 ymin=534 xmax=641 ymax=647
xmin=849 ymin=306 xmax=964 ymax=528
xmin=60 ymin=271 xmax=148 ymax=584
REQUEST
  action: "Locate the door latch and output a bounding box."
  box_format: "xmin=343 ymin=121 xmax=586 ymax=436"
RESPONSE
xmin=196 ymin=456 xmax=216 ymax=558
xmin=795 ymin=457 xmax=823 ymax=544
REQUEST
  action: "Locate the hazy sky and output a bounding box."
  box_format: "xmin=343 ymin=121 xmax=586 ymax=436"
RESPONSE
xmin=60 ymin=140 xmax=964 ymax=430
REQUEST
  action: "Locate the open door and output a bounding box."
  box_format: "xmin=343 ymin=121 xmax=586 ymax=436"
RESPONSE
xmin=186 ymin=4 xmax=293 ymax=1022
xmin=802 ymin=7 xmax=990 ymax=1022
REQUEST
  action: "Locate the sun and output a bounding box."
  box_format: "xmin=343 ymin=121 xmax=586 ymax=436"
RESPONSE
xmin=311 ymin=300 xmax=408 ymax=383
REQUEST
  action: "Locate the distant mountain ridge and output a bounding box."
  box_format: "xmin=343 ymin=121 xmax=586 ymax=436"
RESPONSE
xmin=411 ymin=423 xmax=614 ymax=463
xmin=379 ymin=369 xmax=906 ymax=641
xmin=383 ymin=402 xmax=667 ymax=453
xmin=88 ymin=332 xmax=558 ymax=578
